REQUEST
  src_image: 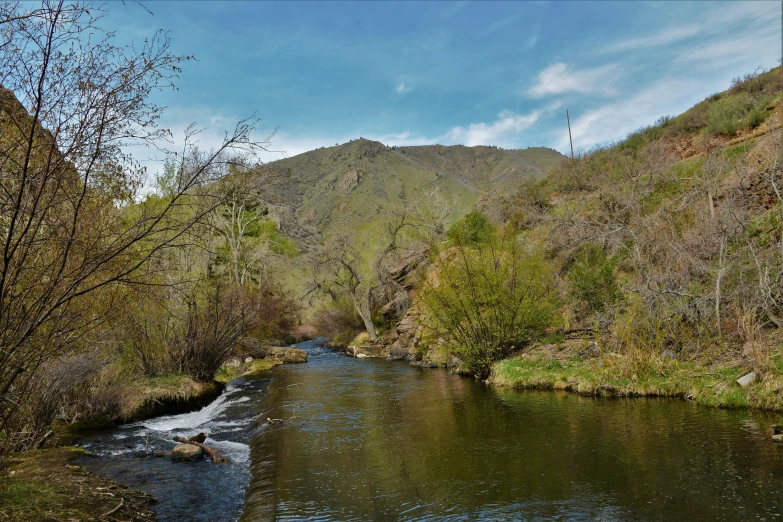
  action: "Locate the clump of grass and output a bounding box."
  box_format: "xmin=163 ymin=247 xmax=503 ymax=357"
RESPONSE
xmin=490 ymin=355 xmax=783 ymax=411
xmin=0 ymin=479 xmax=56 ymax=516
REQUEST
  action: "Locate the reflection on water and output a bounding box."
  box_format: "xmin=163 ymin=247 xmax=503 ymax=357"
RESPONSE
xmin=243 ymin=340 xmax=783 ymax=521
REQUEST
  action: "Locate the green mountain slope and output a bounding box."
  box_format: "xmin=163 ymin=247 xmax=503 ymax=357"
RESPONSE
xmin=250 ymin=139 xmax=565 ymax=250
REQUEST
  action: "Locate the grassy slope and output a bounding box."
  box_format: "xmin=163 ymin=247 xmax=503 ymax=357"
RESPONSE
xmin=252 ymin=139 xmax=565 ymax=293
xmin=484 ymin=67 xmax=783 ymax=410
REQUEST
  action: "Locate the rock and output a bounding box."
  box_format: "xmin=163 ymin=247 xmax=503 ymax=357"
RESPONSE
xmin=736 ymin=372 xmax=757 ymax=388
xmin=171 ymin=444 xmax=203 ymax=463
xmin=267 ymin=346 xmax=308 ymax=364
xmin=349 ymin=345 xmax=383 ymax=358
xmin=387 ymin=339 xmax=409 ymax=360
xmin=356 ymin=353 xmax=368 ymax=359
xmin=773 ymin=434 xmax=783 ymax=442
xmin=244 ymin=356 xmax=254 ymax=364
xmin=223 ymin=358 xmax=241 ymax=368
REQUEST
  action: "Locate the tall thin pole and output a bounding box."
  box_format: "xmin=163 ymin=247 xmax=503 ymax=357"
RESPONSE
xmin=566 ymin=109 xmax=574 ymax=159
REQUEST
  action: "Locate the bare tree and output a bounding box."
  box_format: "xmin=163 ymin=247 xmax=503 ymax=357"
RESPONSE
xmin=0 ymin=1 xmax=271 ymax=448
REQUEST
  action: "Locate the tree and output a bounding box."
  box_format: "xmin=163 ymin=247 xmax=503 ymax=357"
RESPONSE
xmin=0 ymin=1 xmax=270 ymax=450
xmin=421 ymin=230 xmax=559 ymax=378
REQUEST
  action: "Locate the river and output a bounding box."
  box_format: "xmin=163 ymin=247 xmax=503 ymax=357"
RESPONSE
xmin=79 ymin=339 xmax=783 ymax=521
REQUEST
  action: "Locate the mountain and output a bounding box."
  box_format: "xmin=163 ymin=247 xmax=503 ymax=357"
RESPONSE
xmin=249 ymin=140 xmax=566 ymax=251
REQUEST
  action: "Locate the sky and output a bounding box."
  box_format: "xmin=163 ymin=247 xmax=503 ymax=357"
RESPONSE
xmin=102 ymin=1 xmax=782 ymax=166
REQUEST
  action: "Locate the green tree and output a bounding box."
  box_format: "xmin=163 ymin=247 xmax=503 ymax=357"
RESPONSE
xmin=422 ymin=231 xmax=559 ymax=377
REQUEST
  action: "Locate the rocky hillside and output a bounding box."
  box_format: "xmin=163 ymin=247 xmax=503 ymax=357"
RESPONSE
xmin=248 ymin=139 xmax=565 ymax=251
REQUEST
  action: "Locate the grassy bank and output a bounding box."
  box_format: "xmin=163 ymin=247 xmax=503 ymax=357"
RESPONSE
xmin=0 ymin=447 xmax=154 ymax=521
xmin=489 ymin=351 xmax=783 ymax=411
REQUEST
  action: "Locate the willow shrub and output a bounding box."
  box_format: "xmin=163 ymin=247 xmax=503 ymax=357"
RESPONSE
xmin=421 ymin=235 xmax=559 ymax=378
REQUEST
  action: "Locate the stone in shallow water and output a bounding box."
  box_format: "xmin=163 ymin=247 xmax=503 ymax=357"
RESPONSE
xmin=171 ymin=444 xmax=203 ymax=463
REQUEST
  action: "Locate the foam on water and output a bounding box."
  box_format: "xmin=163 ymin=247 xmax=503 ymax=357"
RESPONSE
xmin=133 ymin=382 xmax=245 ymax=432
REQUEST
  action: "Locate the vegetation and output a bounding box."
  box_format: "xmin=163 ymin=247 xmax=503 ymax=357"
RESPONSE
xmin=0 ymin=1 xmax=297 ymax=457
xmin=421 ymin=223 xmax=559 ymax=377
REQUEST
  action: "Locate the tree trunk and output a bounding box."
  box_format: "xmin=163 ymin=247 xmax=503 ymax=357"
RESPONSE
xmin=352 ymin=292 xmax=378 ymax=342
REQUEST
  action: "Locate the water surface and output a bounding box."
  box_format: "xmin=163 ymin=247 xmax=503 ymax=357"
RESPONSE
xmin=79 ymin=340 xmax=783 ymax=521
xmin=243 ymin=340 xmax=783 ymax=521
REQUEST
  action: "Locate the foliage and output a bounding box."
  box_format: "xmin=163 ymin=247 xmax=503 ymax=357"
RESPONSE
xmin=446 ymin=211 xmax=494 ymax=246
xmin=311 ymin=296 xmax=366 ymax=345
xmin=707 ymin=92 xmax=772 ymax=136
xmin=567 ymin=244 xmax=620 ymax=313
xmin=421 ymin=233 xmax=559 ymax=377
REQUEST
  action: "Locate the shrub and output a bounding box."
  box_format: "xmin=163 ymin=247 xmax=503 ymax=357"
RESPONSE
xmin=421 ymin=236 xmax=559 ymax=377
xmin=311 ymin=296 xmax=365 ymax=345
xmin=707 ymin=92 xmax=771 ymax=136
xmin=447 ymin=211 xmax=494 ymax=246
xmin=168 ymin=284 xmax=258 ymax=382
xmin=567 ymin=244 xmax=620 ymax=313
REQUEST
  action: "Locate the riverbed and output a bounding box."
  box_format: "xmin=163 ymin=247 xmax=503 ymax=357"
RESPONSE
xmin=79 ymin=339 xmax=783 ymax=521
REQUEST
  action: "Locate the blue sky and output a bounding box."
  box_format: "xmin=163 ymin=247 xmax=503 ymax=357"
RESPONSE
xmin=103 ymin=1 xmax=782 ymax=164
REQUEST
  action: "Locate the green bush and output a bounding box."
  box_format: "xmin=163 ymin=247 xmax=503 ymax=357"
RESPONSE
xmin=421 ymin=237 xmax=559 ymax=377
xmin=567 ymin=244 xmax=620 ymax=313
xmin=447 ymin=211 xmax=494 ymax=246
xmin=707 ymin=92 xmax=771 ymax=136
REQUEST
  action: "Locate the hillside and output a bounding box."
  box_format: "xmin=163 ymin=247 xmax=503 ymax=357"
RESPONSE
xmin=249 ymin=140 xmax=565 ymax=251
xmin=383 ymin=66 xmax=783 ymax=409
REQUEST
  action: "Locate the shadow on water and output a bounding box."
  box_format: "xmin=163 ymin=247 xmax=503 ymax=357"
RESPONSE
xmin=243 ymin=340 xmax=783 ymax=521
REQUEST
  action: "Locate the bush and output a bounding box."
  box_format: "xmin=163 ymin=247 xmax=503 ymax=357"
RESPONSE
xmin=421 ymin=236 xmax=559 ymax=377
xmin=567 ymin=244 xmax=620 ymax=313
xmin=447 ymin=211 xmax=494 ymax=246
xmin=168 ymin=284 xmax=258 ymax=382
xmin=707 ymin=92 xmax=771 ymax=136
xmin=311 ymin=296 xmax=365 ymax=345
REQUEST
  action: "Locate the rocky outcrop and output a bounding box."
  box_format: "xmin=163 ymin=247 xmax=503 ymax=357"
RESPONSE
xmin=346 ymin=344 xmax=384 ymax=358
xmin=266 ymin=346 xmax=308 ymax=364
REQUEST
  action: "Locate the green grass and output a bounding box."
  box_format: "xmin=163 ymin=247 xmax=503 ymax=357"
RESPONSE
xmin=490 ymin=355 xmax=783 ymax=410
xmin=0 ymin=479 xmax=56 ymax=515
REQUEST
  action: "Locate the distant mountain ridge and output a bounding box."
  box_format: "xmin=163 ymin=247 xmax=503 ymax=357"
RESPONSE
xmin=249 ymin=138 xmax=566 ymax=251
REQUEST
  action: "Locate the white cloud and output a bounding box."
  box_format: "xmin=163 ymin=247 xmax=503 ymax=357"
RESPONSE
xmin=441 ymin=110 xmax=540 ymax=146
xmin=527 ymin=63 xmax=618 ymax=98
xmin=554 ymin=78 xmax=699 ymax=152
xmin=395 ymin=80 xmax=413 ymax=95
xmin=602 ymin=24 xmax=701 ymax=53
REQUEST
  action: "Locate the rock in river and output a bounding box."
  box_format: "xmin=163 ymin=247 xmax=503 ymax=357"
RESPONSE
xmin=171 ymin=444 xmax=203 ymax=463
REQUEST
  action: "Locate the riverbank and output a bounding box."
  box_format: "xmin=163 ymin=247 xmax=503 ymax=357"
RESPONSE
xmin=0 ymin=447 xmax=155 ymax=521
xmin=489 ymin=342 xmax=783 ymax=411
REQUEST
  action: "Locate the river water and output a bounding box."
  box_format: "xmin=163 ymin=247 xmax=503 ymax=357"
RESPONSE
xmin=79 ymin=339 xmax=783 ymax=521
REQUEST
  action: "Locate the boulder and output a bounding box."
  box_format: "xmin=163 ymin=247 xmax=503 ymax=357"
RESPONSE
xmin=223 ymin=358 xmax=241 ymax=369
xmin=171 ymin=444 xmax=203 ymax=463
xmin=349 ymin=345 xmax=383 ymax=358
xmin=267 ymin=346 xmax=307 ymax=364
xmin=244 ymin=356 xmax=254 ymax=364
xmin=736 ymin=372 xmax=757 ymax=388
xmin=772 ymin=434 xmax=783 ymax=443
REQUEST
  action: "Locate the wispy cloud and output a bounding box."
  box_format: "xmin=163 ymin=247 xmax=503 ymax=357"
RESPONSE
xmin=442 ymin=110 xmax=540 ymax=146
xmin=395 ymin=80 xmax=413 ymax=95
xmin=555 ymin=78 xmax=699 ymax=152
xmin=527 ymin=63 xmax=618 ymax=98
xmin=601 ymin=24 xmax=701 ymax=53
